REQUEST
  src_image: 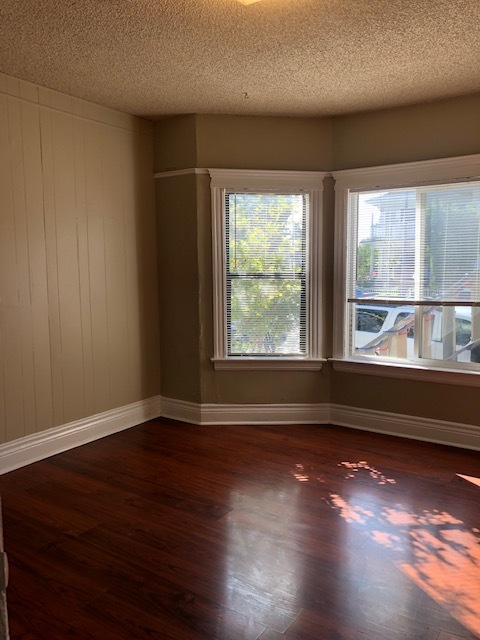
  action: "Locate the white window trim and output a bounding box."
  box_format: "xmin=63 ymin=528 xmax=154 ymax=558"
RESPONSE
xmin=330 ymin=358 xmax=480 ymax=388
xmin=209 ymin=169 xmax=327 ymax=371
xmin=332 ymin=153 xmax=480 ymax=381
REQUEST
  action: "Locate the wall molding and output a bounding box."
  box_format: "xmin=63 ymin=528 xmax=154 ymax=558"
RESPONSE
xmin=330 ymin=403 xmax=480 ymax=451
xmin=0 ymin=72 xmax=151 ymax=135
xmin=0 ymin=396 xmax=161 ymax=475
xmin=160 ymin=397 xmax=203 ymax=424
xmin=154 ymin=168 xmax=209 ymax=179
xmin=332 ymin=153 xmax=480 ymax=190
xmin=160 ymin=397 xmax=329 ymax=425
xmin=161 ymin=397 xmax=480 ymax=449
xmin=211 ymin=358 xmax=326 ymax=370
xmin=2 ymin=397 xmax=479 ymax=474
xmin=154 ymin=168 xmax=333 ymax=181
xmin=208 ymin=168 xmax=327 ymax=189
xmin=331 ymin=358 xmax=480 ymax=388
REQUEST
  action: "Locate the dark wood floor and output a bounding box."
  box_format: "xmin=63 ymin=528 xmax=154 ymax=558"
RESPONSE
xmin=1 ymin=420 xmax=479 ymax=640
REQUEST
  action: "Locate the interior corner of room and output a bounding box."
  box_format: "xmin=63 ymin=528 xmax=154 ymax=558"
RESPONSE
xmin=1 ymin=74 xmax=480 ymax=474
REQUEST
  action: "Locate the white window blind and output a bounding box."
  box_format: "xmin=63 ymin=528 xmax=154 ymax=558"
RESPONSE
xmin=349 ymin=182 xmax=480 ymax=304
xmin=347 ymin=180 xmax=480 ymax=365
xmin=225 ymin=191 xmax=308 ymax=356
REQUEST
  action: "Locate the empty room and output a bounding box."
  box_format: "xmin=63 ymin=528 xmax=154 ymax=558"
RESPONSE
xmin=0 ymin=1 xmax=479 ymax=638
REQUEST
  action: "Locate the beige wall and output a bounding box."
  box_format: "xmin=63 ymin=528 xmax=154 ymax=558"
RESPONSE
xmin=332 ymin=372 xmax=480 ymax=427
xmin=155 ymin=174 xmax=201 ymax=403
xmin=153 ymin=113 xmax=333 ymax=171
xmin=154 ymin=115 xmax=332 ymax=404
xmin=5 ymin=67 xmax=479 ymax=445
xmin=154 ymin=115 xmax=197 ymax=172
xmin=332 ymin=93 xmax=480 ymax=170
xmin=195 ymin=172 xmax=331 ymax=405
xmin=154 ymin=102 xmax=480 ymax=430
xmin=331 ymin=94 xmax=480 ymax=428
xmin=195 ymin=114 xmax=333 ymax=170
xmin=0 ymin=72 xmax=160 ymax=446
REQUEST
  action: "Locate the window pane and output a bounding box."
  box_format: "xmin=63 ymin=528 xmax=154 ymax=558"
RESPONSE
xmin=349 ymin=180 xmax=480 ymax=370
xmin=354 ymin=184 xmax=480 ymax=302
xmin=428 ymin=306 xmax=473 ymax=362
xmin=228 ymin=278 xmax=304 ymax=355
xmin=352 ymin=302 xmax=479 ymax=363
xmin=226 ymin=191 xmax=308 ymax=358
xmin=356 ymin=308 xmax=389 ymax=333
xmin=456 ymin=317 xmax=472 ymax=346
xmin=395 ymin=311 xmax=415 ymax=338
xmin=422 ymin=186 xmax=480 ymax=301
xmin=353 ymin=303 xmax=414 ymax=357
xmin=355 ymin=190 xmax=416 ymax=300
xmin=227 ymin=193 xmax=307 ymax=275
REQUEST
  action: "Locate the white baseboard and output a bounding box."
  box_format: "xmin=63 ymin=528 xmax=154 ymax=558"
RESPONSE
xmin=0 ymin=396 xmax=161 ymax=475
xmin=160 ymin=397 xmax=480 ymax=449
xmin=160 ymin=397 xmax=203 ymax=424
xmin=160 ymin=397 xmax=329 ymax=425
xmin=330 ymin=404 xmax=480 ymax=451
xmin=2 ymin=396 xmax=478 ymax=474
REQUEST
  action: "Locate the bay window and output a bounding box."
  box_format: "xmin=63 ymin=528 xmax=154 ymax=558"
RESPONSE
xmin=333 ymin=155 xmax=480 ymax=374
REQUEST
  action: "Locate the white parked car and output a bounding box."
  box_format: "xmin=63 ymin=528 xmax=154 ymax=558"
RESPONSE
xmin=354 ymin=304 xmax=473 ymax=361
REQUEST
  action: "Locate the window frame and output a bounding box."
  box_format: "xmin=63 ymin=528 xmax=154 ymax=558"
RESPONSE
xmin=332 ymin=154 xmax=480 ymax=384
xmin=209 ymin=169 xmax=326 ymax=370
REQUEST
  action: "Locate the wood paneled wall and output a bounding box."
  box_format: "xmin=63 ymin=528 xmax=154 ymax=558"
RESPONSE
xmin=0 ymin=73 xmax=160 ymax=446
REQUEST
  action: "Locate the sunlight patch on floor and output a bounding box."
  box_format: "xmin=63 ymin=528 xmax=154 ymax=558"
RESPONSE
xmin=457 ymin=473 xmax=480 ymax=489
xmin=339 ymin=461 xmax=396 ymax=485
xmin=325 ymin=465 xmax=480 ymax=638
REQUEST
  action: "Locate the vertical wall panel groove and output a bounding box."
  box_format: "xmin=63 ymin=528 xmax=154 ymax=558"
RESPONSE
xmin=0 ymin=94 xmax=14 ymax=442
xmin=0 ymin=72 xmax=160 ymax=448
xmin=77 ymin=118 xmax=95 ymax=419
xmin=37 ymin=102 xmax=57 ymax=432
xmin=16 ymin=101 xmax=37 ymax=435
xmin=23 ymin=100 xmax=53 ymax=434
xmin=53 ymin=111 xmax=85 ymax=423
xmin=86 ymin=121 xmax=110 ymax=413
xmin=41 ymin=107 xmax=65 ymax=428
xmin=3 ymin=97 xmax=25 ymax=440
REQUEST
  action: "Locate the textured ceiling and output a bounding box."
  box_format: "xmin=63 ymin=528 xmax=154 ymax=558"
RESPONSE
xmin=1 ymin=0 xmax=480 ymax=118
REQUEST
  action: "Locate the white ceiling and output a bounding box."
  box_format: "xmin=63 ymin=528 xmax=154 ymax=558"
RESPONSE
xmin=1 ymin=0 xmax=480 ymax=119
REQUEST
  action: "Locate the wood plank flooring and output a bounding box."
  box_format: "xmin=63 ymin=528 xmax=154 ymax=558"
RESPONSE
xmin=1 ymin=420 xmax=479 ymax=640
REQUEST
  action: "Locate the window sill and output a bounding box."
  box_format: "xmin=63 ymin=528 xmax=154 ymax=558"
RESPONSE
xmin=330 ymin=358 xmax=480 ymax=387
xmin=212 ymin=358 xmax=326 ymax=371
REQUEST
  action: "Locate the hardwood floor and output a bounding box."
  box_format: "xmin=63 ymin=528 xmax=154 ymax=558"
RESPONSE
xmin=1 ymin=420 xmax=479 ymax=640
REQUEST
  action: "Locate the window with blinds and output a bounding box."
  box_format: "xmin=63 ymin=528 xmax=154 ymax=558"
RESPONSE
xmin=209 ymin=168 xmax=324 ymax=369
xmin=225 ymin=191 xmax=308 ymax=356
xmin=348 ymin=181 xmax=480 ymax=365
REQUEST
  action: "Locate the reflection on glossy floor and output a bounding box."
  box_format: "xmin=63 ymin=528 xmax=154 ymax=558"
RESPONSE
xmin=1 ymin=421 xmax=479 ymax=639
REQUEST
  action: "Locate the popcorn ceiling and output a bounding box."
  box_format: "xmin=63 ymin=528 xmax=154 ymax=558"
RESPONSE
xmin=0 ymin=0 xmax=479 ymax=118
